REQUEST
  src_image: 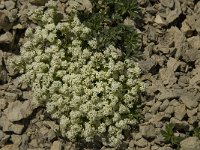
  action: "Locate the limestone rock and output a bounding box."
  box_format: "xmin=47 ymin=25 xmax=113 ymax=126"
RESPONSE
xmin=29 ymin=0 xmax=48 ymax=6
xmin=50 ymin=141 xmax=62 ymax=150
xmin=0 ymin=12 xmax=12 ymax=31
xmin=174 ymin=104 xmax=186 ymax=121
xmin=0 ymin=32 xmax=13 ymax=44
xmin=160 ymin=0 xmax=174 ymax=8
xmin=4 ymin=1 xmax=15 ymax=10
xmin=187 ymin=36 xmax=200 ymax=50
xmin=4 ymin=100 xmax=33 ymax=122
xmin=180 ymin=137 xmax=200 ymax=150
xmin=140 ymin=124 xmax=156 ymax=139
xmin=0 ymin=116 xmax=24 ymax=134
xmin=180 ymin=93 xmax=198 ymax=109
xmin=155 ymin=14 xmax=167 ymax=25
xmin=159 ymin=68 xmax=177 ymax=85
xmin=166 ymin=0 xmax=181 ymax=24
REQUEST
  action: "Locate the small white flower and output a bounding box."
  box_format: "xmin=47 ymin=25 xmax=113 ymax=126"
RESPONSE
xmin=88 ymin=38 xmax=97 ymax=49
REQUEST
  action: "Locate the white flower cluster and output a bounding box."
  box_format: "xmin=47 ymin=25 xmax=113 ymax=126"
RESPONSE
xmin=9 ymin=0 xmax=145 ymax=148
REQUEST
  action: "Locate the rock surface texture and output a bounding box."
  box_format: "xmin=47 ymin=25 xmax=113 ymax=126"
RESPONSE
xmin=0 ymin=0 xmax=200 ymax=150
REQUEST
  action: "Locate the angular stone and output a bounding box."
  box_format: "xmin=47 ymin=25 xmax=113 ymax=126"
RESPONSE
xmin=150 ymin=101 xmax=162 ymax=114
xmin=4 ymin=92 xmax=18 ymax=101
xmin=181 ymin=21 xmax=193 ymax=37
xmin=187 ymin=108 xmax=198 ymax=117
xmin=159 ymin=99 xmax=169 ymax=111
xmin=4 ymin=1 xmax=15 ymax=10
xmin=180 ymin=137 xmax=200 ymax=150
xmin=138 ymin=59 xmax=156 ymax=73
xmin=11 ymin=135 xmax=22 ymax=146
xmin=159 ymin=146 xmax=173 ymax=150
xmin=159 ymin=68 xmax=177 ymax=85
xmin=167 ymin=57 xmax=181 ymax=72
xmin=174 ymin=104 xmax=186 ymax=120
xmin=29 ymin=139 xmax=38 ymax=148
xmin=135 ymin=138 xmax=148 ymax=148
xmin=0 ymin=32 xmax=13 ymax=44
xmin=170 ymin=118 xmax=189 ymax=130
xmin=0 ymin=116 xmax=24 ymax=134
xmin=180 ymin=93 xmax=198 ymax=109
xmin=160 ymin=0 xmax=174 ymax=8
xmin=0 ymin=98 xmax=7 ymax=110
xmin=140 ymin=124 xmax=156 ymax=139
xmin=155 ymin=14 xmax=167 ymax=25
xmin=190 ymin=74 xmax=200 ymax=86
xmin=0 ymin=12 xmax=12 ymax=31
xmin=4 ymin=100 xmax=33 ymax=122
xmin=166 ymin=0 xmax=181 ymax=24
xmin=158 ymin=89 xmax=180 ymax=101
xmin=29 ymin=0 xmax=48 ymax=6
xmin=50 ymin=141 xmax=62 ymax=150
xmin=187 ymin=36 xmax=200 ymax=50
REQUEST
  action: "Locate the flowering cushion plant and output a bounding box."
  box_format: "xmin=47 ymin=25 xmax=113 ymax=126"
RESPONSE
xmin=9 ymin=0 xmax=144 ymax=147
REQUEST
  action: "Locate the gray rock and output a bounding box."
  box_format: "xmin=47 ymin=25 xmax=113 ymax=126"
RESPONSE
xmin=0 ymin=12 xmax=12 ymax=31
xmin=180 ymin=137 xmax=200 ymax=150
xmin=182 ymin=49 xmax=200 ymax=62
xmin=0 ymin=116 xmax=24 ymax=134
xmin=0 ymin=98 xmax=7 ymax=110
xmin=4 ymin=1 xmax=15 ymax=10
xmin=29 ymin=139 xmax=38 ymax=148
xmin=149 ymin=112 xmax=171 ymax=123
xmin=159 ymin=68 xmax=177 ymax=86
xmin=11 ymin=135 xmax=22 ymax=146
xmin=154 ymin=14 xmax=167 ymax=25
xmin=140 ymin=124 xmax=156 ymax=139
xmin=167 ymin=57 xmax=181 ymax=72
xmin=137 ymin=0 xmax=149 ymax=6
xmin=0 ymin=32 xmax=13 ymax=44
xmin=0 ymin=130 xmax=4 ymax=141
xmin=138 ymin=59 xmax=156 ymax=73
xmin=4 ymin=92 xmax=18 ymax=101
xmin=174 ymin=104 xmax=186 ymax=120
xmin=190 ymin=73 xmax=200 ymax=86
xmin=165 ymin=105 xmax=174 ymax=114
xmin=4 ymin=100 xmax=33 ymax=122
xmin=60 ymin=0 xmax=67 ymax=2
xmin=159 ymin=100 xmax=169 ymax=111
xmin=0 ymin=134 xmax=10 ymax=147
xmin=170 ymin=118 xmax=189 ymax=130
xmin=187 ymin=36 xmax=200 ymax=50
xmin=181 ymin=21 xmax=193 ymax=37
xmin=50 ymin=141 xmax=62 ymax=150
xmin=29 ymin=0 xmax=49 ymax=6
xmin=166 ymin=0 xmax=181 ymax=24
xmin=150 ymin=101 xmax=162 ymax=114
xmin=158 ymin=90 xmax=181 ymax=101
xmin=159 ymin=146 xmax=173 ymax=150
xmin=20 ymin=134 xmax=29 ymax=150
xmin=187 ymin=108 xmax=198 ymax=117
xmin=160 ymin=0 xmax=174 ymax=8
xmin=48 ymin=130 xmax=56 ymax=141
xmin=135 ymin=138 xmax=148 ymax=148
xmin=188 ymin=116 xmax=198 ymax=125
xmin=128 ymin=139 xmax=135 ymax=148
xmin=22 ymin=91 xmax=32 ymax=100
xmin=180 ymin=93 xmax=198 ymax=109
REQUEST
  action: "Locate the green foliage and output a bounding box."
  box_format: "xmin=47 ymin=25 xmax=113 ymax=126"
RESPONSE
xmin=77 ymin=0 xmax=141 ymax=59
xmin=161 ymin=123 xmax=200 ymax=150
xmin=161 ymin=123 xmax=183 ymax=149
xmin=193 ymin=127 xmax=200 ymax=139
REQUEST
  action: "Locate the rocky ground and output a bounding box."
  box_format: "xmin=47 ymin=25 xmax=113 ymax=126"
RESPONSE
xmin=0 ymin=0 xmax=200 ymax=150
